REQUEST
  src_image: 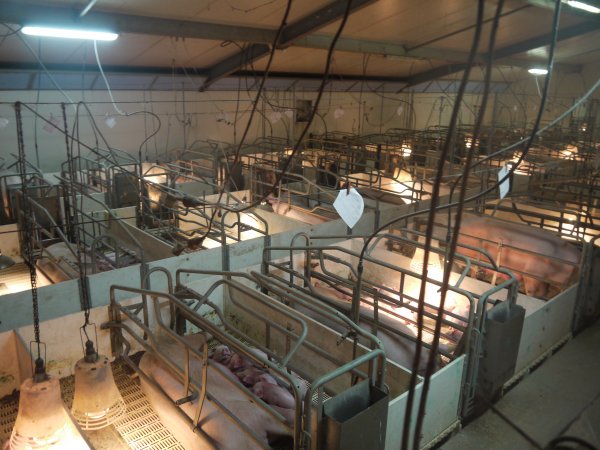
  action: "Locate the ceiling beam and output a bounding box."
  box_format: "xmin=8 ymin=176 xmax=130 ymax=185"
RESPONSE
xmin=0 ymin=1 xmax=275 ymax=43
xmin=0 ymin=62 xmax=408 ymax=86
xmin=294 ymin=34 xmax=575 ymax=69
xmin=233 ymin=70 xmax=407 ymax=84
xmin=402 ymin=20 xmax=596 ymax=89
xmin=199 ymin=0 xmax=377 ymax=91
xmin=1 ymin=1 xmax=580 ymax=74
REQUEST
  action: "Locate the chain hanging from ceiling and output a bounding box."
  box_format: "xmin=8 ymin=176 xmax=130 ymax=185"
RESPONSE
xmin=15 ymin=101 xmax=47 ymax=380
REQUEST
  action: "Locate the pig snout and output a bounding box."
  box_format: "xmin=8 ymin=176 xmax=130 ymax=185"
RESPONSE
xmin=252 ymin=382 xmax=295 ymax=409
xmin=210 ymin=345 xmax=232 ymax=364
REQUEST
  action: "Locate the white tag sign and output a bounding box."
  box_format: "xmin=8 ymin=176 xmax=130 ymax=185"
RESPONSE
xmin=333 ymin=187 xmax=364 ymax=228
xmin=498 ymin=165 xmax=510 ymax=199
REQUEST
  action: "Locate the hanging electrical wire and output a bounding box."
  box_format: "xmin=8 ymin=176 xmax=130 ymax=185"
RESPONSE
xmin=198 ymin=0 xmax=294 ymax=239
xmin=171 ymin=0 xmax=361 ymax=247
xmin=397 ymin=2 xmax=486 ymax=448
xmin=342 ymin=0 xmax=574 ymax=447
xmin=93 ymin=40 xmax=126 ymax=116
xmin=5 ymin=24 xmax=75 ymax=105
xmin=413 ymin=0 xmax=505 ymax=446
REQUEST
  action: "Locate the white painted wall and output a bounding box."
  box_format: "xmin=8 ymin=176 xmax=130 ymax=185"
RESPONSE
xmin=0 ymin=224 xmax=22 ymax=262
xmin=0 ymin=88 xmax=502 ymax=175
xmin=494 ymin=62 xmax=600 ymax=130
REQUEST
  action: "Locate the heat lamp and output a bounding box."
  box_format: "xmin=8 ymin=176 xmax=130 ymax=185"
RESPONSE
xmin=71 ymin=340 xmax=126 ymax=430
xmin=9 ymin=360 xmax=90 ymax=450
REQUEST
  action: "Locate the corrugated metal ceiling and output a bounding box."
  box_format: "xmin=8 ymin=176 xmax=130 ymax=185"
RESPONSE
xmin=0 ymin=0 xmax=597 ymax=92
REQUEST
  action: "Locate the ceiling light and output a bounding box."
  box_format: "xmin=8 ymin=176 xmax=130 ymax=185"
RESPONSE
xmin=528 ymin=68 xmax=548 ymax=75
xmin=22 ymin=26 xmax=118 ymax=41
xmin=565 ymin=1 xmax=600 ymax=13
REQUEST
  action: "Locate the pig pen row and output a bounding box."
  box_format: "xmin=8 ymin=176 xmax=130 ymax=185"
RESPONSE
xmin=3 ymin=150 xmax=599 ymax=449
xmin=104 ymin=268 xmax=389 ymax=450
xmin=97 ymin=214 xmax=595 ymax=450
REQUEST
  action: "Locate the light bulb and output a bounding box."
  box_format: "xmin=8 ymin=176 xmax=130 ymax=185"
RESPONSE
xmin=22 ymin=26 xmax=118 ymax=41
xmin=566 ymin=1 xmax=600 ymax=13
xmin=528 ymin=68 xmax=548 ymax=75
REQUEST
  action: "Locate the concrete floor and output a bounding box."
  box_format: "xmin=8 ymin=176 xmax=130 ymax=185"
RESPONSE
xmin=442 ymin=319 xmax=600 ymax=449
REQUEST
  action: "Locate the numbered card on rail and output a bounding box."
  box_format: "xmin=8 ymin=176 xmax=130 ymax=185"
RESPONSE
xmin=333 ymin=187 xmax=364 ymax=229
xmin=498 ymin=165 xmax=510 ymax=199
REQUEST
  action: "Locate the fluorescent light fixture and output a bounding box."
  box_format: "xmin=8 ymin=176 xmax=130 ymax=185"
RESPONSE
xmin=528 ymin=68 xmax=548 ymax=75
xmin=22 ymin=26 xmax=118 ymax=41
xmin=566 ymin=0 xmax=600 ymax=13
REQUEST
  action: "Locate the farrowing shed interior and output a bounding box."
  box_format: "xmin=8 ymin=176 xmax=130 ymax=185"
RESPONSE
xmin=0 ymin=1 xmax=599 ymax=449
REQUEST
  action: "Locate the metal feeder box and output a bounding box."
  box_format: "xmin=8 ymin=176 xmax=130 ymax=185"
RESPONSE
xmin=322 ymin=380 xmax=389 ymax=450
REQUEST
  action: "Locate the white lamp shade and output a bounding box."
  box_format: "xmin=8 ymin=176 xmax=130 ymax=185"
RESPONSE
xmin=71 ymin=354 xmax=126 ymax=430
xmin=9 ymin=377 xmax=90 ymax=449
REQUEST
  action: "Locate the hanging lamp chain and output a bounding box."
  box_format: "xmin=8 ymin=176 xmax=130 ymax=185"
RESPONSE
xmin=60 ymin=104 xmax=93 ymax=338
xmin=15 ymin=102 xmax=42 ymax=351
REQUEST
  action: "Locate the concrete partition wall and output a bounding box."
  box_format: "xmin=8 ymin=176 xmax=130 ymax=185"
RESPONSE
xmin=77 ymin=192 xmax=107 ymax=213
xmin=108 ymin=220 xmax=173 ymax=261
xmin=0 ymin=330 xmax=29 ymax=397
xmin=0 ymin=295 xmax=149 ymax=396
xmin=176 ymin=180 xmax=215 ymax=197
xmin=110 ymin=206 xmax=137 ymax=226
xmin=385 ymin=357 xmax=465 ymax=450
xmin=226 ymin=225 xmax=308 ymax=271
xmin=146 ymin=247 xmax=223 ymax=291
xmin=250 ymin=209 xmax=310 ymax=234
xmin=0 ymin=223 xmax=22 ymax=262
xmin=513 ymin=284 xmax=578 ymax=375
xmin=0 ymin=279 xmax=81 ymax=331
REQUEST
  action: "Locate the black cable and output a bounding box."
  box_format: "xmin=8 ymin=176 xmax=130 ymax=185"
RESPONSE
xmin=414 ymin=1 xmax=504 ymax=446
xmin=339 ymin=1 xmax=571 ymax=447
xmin=357 ymin=4 xmax=596 ymax=246
xmin=546 ymin=436 xmax=599 ymax=450
xmin=445 ymin=0 xmax=566 ymax=209
xmin=0 ymin=23 xmax=22 ymax=38
xmin=398 ymin=2 xmax=486 ymax=448
xmin=172 ymin=0 xmax=356 ymax=247
xmin=192 ymin=0 xmax=294 ymax=243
